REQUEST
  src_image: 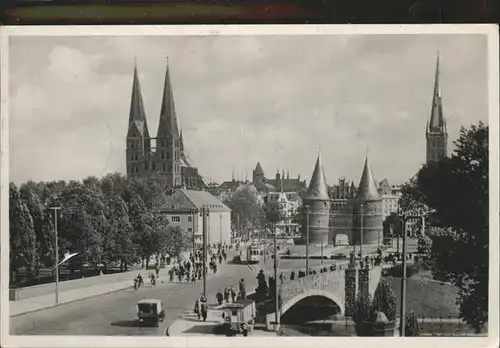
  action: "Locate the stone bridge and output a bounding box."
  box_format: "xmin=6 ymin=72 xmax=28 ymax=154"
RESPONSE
xmin=278 ymin=265 xmax=382 ymax=318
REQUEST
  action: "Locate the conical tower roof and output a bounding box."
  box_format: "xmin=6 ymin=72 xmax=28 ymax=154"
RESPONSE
xmin=254 ymin=162 xmax=264 ymax=176
xmin=355 ymin=157 xmax=381 ymax=201
xmin=305 ymin=153 xmax=329 ymax=200
xmin=127 ymin=63 xmax=150 ymax=137
xmin=428 ymin=51 xmax=446 ymax=133
xmin=157 ymin=59 xmax=180 ymax=138
xmin=179 ymin=129 xmax=184 ymax=151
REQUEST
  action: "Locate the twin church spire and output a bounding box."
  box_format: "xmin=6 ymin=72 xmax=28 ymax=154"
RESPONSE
xmin=126 ymin=58 xmax=189 ymax=188
xmin=128 ymin=59 xmax=181 ymax=141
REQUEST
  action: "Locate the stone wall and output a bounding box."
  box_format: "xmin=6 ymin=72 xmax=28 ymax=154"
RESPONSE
xmin=358 ymin=267 xmax=370 ymax=297
xmin=279 ymin=266 xmax=382 ymax=319
xmin=352 ymin=199 xmax=384 ymax=245
xmin=344 ymin=267 xmax=357 ymax=317
xmin=303 ymin=199 xmax=331 ymax=245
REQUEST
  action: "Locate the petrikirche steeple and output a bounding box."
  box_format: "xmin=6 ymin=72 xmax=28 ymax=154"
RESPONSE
xmin=426 ymin=51 xmax=448 ymax=164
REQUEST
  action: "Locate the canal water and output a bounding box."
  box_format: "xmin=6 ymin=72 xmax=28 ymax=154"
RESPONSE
xmin=279 ymin=296 xmax=480 ymax=337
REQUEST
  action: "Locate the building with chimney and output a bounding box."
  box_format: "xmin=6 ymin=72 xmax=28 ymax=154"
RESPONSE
xmin=351 ymin=157 xmax=384 ymax=246
xmin=125 ymin=61 xmax=206 ymax=191
xmin=302 ymin=153 xmax=331 ymax=246
xmin=426 ymin=52 xmax=448 ymax=164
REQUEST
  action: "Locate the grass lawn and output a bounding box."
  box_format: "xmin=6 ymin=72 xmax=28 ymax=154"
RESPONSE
xmin=385 ymin=274 xmax=460 ymax=318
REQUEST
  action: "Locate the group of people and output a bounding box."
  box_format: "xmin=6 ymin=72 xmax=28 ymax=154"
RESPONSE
xmin=192 ymin=277 xmax=247 ymax=322
xmin=166 ymin=243 xmax=231 ymax=284
xmin=133 ymin=269 xmax=159 ymax=290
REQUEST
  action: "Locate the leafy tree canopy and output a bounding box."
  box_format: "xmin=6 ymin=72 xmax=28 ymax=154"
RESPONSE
xmin=399 ymin=122 xmax=488 ymax=332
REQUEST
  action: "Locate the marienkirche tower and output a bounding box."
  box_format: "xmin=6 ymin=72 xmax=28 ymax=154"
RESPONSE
xmin=125 ymin=60 xmax=205 ymax=190
xmin=426 ymin=52 xmax=448 ymax=164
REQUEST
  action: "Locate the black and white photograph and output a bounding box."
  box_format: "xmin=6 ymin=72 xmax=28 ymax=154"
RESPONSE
xmin=1 ymin=25 xmax=498 ymax=347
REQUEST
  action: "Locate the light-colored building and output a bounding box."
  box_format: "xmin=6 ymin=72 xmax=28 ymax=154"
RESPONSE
xmin=265 ymin=191 xmax=302 ymax=235
xmin=158 ymin=189 xmax=232 ymax=247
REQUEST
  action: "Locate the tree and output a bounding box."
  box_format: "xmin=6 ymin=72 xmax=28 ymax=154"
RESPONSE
xmin=400 ymin=122 xmax=488 ymax=333
xmin=10 ymin=183 xmax=37 ymax=284
xmin=162 ymin=224 xmax=190 ymax=260
xmin=103 ymin=194 xmax=132 ymax=271
xmin=264 ymin=199 xmax=284 ymax=226
xmin=352 ymin=291 xmax=372 ymax=324
xmin=19 ymin=182 xmax=46 ymax=274
xmin=224 ymin=185 xmax=265 ymax=239
xmin=371 ymin=278 xmax=397 ymax=321
xmin=57 ymin=181 xmax=106 ymax=271
xmin=417 ymin=234 xmax=432 ymax=255
xmin=405 ymin=311 xmax=421 ymax=336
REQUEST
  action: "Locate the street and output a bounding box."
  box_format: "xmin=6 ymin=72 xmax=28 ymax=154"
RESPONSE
xmin=10 ymin=259 xmax=258 ymax=336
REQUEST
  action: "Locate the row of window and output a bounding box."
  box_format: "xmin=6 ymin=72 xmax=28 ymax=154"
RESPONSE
xmin=128 ymin=162 xmax=183 ymax=174
xmin=429 ymin=137 xmax=446 ymax=147
xmin=168 ymin=216 xmax=195 ymax=223
xmin=128 ymin=138 xmax=179 ymax=149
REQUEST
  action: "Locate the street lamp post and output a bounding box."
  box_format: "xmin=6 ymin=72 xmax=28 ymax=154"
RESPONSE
xmin=360 ymin=203 xmax=364 ymax=259
xmin=399 ymin=212 xmax=424 ymax=337
xmin=192 ymin=209 xmax=196 ymax=257
xmin=305 ymin=205 xmax=310 ymax=272
xmin=220 ymin=214 xmax=223 ymax=245
xmin=201 ymin=206 xmax=210 ymax=298
xmin=50 ymin=206 xmax=61 ymax=304
xmin=273 ymin=221 xmax=280 ymax=332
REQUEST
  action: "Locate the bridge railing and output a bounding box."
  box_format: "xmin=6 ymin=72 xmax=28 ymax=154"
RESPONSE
xmin=280 ymin=268 xmax=345 ymax=304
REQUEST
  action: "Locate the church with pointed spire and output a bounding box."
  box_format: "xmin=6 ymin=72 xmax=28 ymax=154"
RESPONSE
xmin=125 ymin=60 xmax=206 ymax=191
xmin=426 ymin=52 xmax=448 ymax=164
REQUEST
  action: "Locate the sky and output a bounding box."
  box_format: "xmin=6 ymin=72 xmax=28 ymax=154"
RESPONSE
xmin=8 ymin=33 xmax=489 ymax=187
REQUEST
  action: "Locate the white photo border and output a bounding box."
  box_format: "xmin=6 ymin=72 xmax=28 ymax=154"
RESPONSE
xmin=1 ymin=24 xmax=498 ymax=348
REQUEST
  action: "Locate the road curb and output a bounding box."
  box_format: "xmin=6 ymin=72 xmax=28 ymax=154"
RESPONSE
xmin=10 ymin=284 xmax=132 ymax=318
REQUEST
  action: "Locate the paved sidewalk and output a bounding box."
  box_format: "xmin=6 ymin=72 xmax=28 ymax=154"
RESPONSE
xmin=10 ymin=271 xmax=154 ymax=317
xmin=167 ymin=308 xmax=277 ymax=337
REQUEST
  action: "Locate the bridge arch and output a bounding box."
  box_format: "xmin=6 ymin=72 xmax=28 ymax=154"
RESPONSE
xmin=280 ymin=289 xmax=345 ymax=317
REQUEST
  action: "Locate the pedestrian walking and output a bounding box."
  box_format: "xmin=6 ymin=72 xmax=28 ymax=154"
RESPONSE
xmin=238 ymin=278 xmax=246 ymax=300
xmin=224 ymin=287 xmax=230 ymax=303
xmin=200 ymin=294 xmax=208 ymax=321
xmin=194 ymin=299 xmax=200 ymax=319
xmin=230 ymin=287 xmax=237 ymax=303
xmin=216 ymin=290 xmax=224 ymax=305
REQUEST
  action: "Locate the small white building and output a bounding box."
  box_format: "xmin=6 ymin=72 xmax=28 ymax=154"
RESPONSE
xmin=158 ymin=189 xmax=232 ymax=247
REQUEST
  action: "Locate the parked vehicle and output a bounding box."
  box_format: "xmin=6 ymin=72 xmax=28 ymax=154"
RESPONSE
xmin=220 ymin=299 xmax=256 ymax=336
xmin=136 ymin=299 xmax=165 ymax=327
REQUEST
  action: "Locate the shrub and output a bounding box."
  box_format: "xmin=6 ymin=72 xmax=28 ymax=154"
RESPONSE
xmin=371 ymin=278 xmax=397 ymax=321
xmin=405 ymin=311 xmax=421 ymax=336
xmin=385 ymin=263 xmax=420 ymax=278
xmin=351 ymin=292 xmax=372 ymax=324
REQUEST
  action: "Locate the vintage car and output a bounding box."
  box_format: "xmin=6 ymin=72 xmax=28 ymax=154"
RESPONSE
xmin=136 ymin=299 xmax=165 ymax=327
xmin=220 ymin=299 xmax=256 ymax=336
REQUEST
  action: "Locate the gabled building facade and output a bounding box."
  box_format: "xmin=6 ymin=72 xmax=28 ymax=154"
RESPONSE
xmin=158 ymin=189 xmax=232 ymax=247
